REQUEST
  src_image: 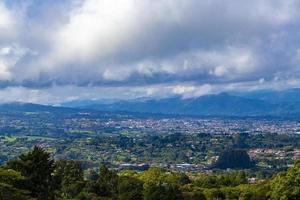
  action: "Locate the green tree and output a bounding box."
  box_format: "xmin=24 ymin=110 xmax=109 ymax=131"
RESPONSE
xmin=181 ymin=184 xmax=206 ymax=200
xmin=139 ymin=167 xmax=167 ymax=184
xmin=53 ymin=160 xmax=85 ymax=199
xmin=182 ymin=191 xmax=206 ymax=200
xmin=140 ymin=167 xmax=184 ymax=200
xmin=144 ymin=182 xmax=183 ymax=200
xmin=203 ymin=188 xmax=225 ymax=200
xmin=217 ymin=171 xmax=247 ymax=187
xmin=117 ymin=176 xmax=143 ymax=200
xmin=0 ymin=183 xmax=34 ymax=200
xmin=166 ymin=172 xmax=191 ymax=186
xmin=269 ymin=161 xmax=300 ymax=200
xmin=195 ymin=175 xmax=218 ymax=188
xmin=0 ymin=168 xmax=34 ymax=200
xmin=5 ymin=146 xmax=55 ymax=200
xmin=91 ymin=165 xmax=118 ymax=198
xmin=237 ymin=184 xmax=268 ymax=200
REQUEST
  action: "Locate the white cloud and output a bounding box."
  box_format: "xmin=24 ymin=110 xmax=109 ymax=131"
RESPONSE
xmin=0 ymin=45 xmax=27 ymax=81
xmin=0 ymin=61 xmax=10 ymax=80
xmin=0 ymin=0 xmax=300 ymax=102
xmin=0 ymin=2 xmax=13 ymax=28
xmin=172 ymin=84 xmax=213 ymax=98
xmin=0 ymin=1 xmax=16 ymax=39
xmin=50 ymin=0 xmax=137 ymax=64
xmin=21 ymin=0 xmax=288 ymax=85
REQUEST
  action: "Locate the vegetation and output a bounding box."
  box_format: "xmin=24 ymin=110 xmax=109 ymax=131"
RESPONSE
xmin=3 ymin=131 xmax=300 ymax=171
xmin=1 ymin=108 xmax=300 ymax=172
xmin=1 ymin=147 xmax=300 ymax=200
xmin=5 ymin=146 xmax=55 ymax=199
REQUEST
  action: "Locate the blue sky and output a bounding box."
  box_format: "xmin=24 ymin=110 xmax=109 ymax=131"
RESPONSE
xmin=0 ymin=0 xmax=300 ymax=103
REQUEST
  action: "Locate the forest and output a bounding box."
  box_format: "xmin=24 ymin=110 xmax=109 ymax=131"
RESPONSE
xmin=1 ymin=146 xmax=300 ymax=200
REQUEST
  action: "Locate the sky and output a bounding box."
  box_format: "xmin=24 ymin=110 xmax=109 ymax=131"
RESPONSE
xmin=0 ymin=0 xmax=300 ymax=103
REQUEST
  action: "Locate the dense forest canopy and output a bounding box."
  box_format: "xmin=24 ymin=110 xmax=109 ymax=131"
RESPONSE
xmin=0 ymin=146 xmax=300 ymax=200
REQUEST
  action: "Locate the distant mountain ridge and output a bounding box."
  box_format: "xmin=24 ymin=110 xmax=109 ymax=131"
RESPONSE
xmin=71 ymin=94 xmax=271 ymax=116
xmin=0 ymin=102 xmax=75 ymax=113
xmin=62 ymin=89 xmax=300 ymax=117
xmin=2 ymin=89 xmax=300 ymax=117
xmin=231 ymin=88 xmax=300 ymax=103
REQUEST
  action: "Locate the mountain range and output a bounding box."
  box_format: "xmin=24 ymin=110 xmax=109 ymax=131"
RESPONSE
xmin=60 ymin=89 xmax=300 ymax=117
xmin=2 ymin=89 xmax=300 ymax=117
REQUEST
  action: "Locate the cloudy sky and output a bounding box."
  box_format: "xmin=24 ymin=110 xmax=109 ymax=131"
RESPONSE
xmin=0 ymin=0 xmax=300 ymax=103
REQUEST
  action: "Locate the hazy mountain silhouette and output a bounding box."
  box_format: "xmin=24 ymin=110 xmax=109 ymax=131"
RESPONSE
xmin=4 ymin=89 xmax=300 ymax=117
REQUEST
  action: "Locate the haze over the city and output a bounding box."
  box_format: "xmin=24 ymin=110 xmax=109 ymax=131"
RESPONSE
xmin=0 ymin=0 xmax=300 ymax=103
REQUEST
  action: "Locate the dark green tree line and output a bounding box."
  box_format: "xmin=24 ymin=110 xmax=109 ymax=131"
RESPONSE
xmin=1 ymin=146 xmax=300 ymax=200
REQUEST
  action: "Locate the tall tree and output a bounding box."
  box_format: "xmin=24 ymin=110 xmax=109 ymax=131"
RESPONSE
xmin=53 ymin=160 xmax=85 ymax=199
xmin=5 ymin=146 xmax=55 ymax=200
xmin=117 ymin=176 xmax=144 ymax=200
xmin=269 ymin=161 xmax=300 ymax=200
xmin=0 ymin=168 xmax=33 ymax=200
xmin=90 ymin=165 xmax=118 ymax=198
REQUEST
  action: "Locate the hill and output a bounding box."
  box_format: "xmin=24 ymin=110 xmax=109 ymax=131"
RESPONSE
xmin=3 ymin=89 xmax=300 ymax=117
xmin=0 ymin=102 xmax=77 ymax=113
xmin=62 ymin=93 xmax=289 ymax=117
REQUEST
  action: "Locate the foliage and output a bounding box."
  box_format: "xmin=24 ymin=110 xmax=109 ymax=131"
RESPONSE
xmin=53 ymin=160 xmax=85 ymax=199
xmin=195 ymin=171 xmax=247 ymax=188
xmin=1 ymin=147 xmax=300 ymax=200
xmin=0 ymin=182 xmax=35 ymax=200
xmin=5 ymin=146 xmax=55 ymax=200
xmin=117 ymin=176 xmax=144 ymax=200
xmin=144 ymin=182 xmax=183 ymax=200
xmin=268 ymin=161 xmax=300 ymax=200
xmin=0 ymin=168 xmax=33 ymax=200
xmin=95 ymin=165 xmax=119 ymax=197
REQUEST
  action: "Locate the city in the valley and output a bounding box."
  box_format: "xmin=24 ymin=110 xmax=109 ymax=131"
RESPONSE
xmin=1 ymin=108 xmax=300 ymax=173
